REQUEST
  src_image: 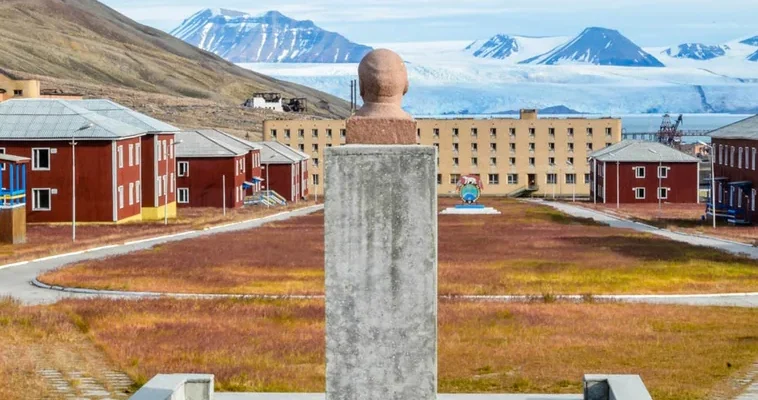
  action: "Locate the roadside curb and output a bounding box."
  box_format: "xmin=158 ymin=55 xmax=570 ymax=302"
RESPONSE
xmin=0 ymin=204 xmax=324 ymax=271
xmin=30 ymin=278 xmax=758 ymax=304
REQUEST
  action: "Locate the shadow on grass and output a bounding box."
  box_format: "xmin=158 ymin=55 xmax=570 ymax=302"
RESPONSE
xmin=525 ymin=208 xmax=604 ymax=226
xmin=562 ymin=234 xmax=757 ymax=263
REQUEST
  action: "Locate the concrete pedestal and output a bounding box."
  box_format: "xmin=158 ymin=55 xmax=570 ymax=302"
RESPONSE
xmin=0 ymin=206 xmax=27 ymax=244
xmin=324 ymin=145 xmax=437 ymax=400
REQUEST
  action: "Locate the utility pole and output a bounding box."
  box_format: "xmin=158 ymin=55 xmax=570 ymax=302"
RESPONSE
xmin=71 ymin=123 xmax=93 ymax=242
xmin=222 ymin=175 xmax=226 ymax=216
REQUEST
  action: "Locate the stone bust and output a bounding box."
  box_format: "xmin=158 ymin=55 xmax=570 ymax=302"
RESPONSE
xmin=354 ymin=49 xmax=412 ymax=120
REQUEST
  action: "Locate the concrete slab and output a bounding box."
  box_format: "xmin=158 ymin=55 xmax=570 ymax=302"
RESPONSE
xmin=215 ymin=395 xmax=582 ymax=400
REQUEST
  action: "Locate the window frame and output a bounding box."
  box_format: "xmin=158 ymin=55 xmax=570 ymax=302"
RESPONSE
xmin=657 ymin=166 xmax=669 ymax=179
xmin=546 ymin=173 xmax=557 ymax=185
xmin=658 ymin=187 xmax=668 ymax=200
xmin=635 ymin=166 xmax=646 ymax=179
xmin=565 ymin=173 xmax=576 ymax=185
xmin=635 ymin=187 xmax=646 ymax=200
xmin=0 ymin=148 xmax=5 ymax=171
xmin=129 ymin=182 xmax=134 ymax=206
xmin=117 ymin=145 xmax=124 ymax=168
xmin=118 ymin=185 xmax=124 ymax=209
xmin=178 ymin=188 xmax=190 ymax=204
xmin=32 ymin=188 xmax=52 ymax=211
xmin=177 ymin=161 xmax=189 ymax=177
xmin=507 ymin=174 xmax=518 ymax=185
xmin=488 ymin=174 xmax=499 ymax=185
xmin=136 ymin=143 xmax=141 ymax=166
xmin=31 ymin=148 xmax=51 ymax=171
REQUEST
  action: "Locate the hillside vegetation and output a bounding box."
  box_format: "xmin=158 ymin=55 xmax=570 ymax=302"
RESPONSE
xmin=0 ymin=0 xmax=349 ymax=134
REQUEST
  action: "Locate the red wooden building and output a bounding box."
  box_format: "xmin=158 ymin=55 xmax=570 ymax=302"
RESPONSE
xmin=175 ymin=130 xmax=261 ymax=209
xmin=258 ymin=141 xmax=310 ymax=203
xmin=0 ymin=99 xmax=179 ymax=223
xmin=709 ymin=115 xmax=758 ymax=224
xmin=589 ymin=140 xmax=700 ymax=205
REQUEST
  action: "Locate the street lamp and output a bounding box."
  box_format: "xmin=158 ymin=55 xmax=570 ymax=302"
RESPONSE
xmin=72 ymin=123 xmax=94 ymax=242
xmin=698 ymin=141 xmax=717 ymax=229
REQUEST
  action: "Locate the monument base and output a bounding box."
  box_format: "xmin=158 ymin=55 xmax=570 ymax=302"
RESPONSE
xmin=440 ymin=204 xmax=501 ymax=215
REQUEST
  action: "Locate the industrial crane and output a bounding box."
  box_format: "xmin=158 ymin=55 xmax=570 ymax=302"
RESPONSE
xmin=658 ymin=113 xmax=684 ymax=147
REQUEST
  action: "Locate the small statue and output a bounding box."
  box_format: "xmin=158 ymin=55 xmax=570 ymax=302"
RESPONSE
xmin=346 ymin=49 xmax=417 ymax=144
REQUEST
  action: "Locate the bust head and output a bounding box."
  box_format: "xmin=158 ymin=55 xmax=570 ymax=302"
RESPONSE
xmin=355 ymin=49 xmax=411 ymax=120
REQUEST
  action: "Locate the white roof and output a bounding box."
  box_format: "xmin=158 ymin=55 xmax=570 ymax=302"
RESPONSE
xmin=258 ymin=141 xmax=309 ymax=164
xmin=590 ymin=140 xmax=699 ymax=163
xmin=176 ymin=130 xmax=249 ymax=158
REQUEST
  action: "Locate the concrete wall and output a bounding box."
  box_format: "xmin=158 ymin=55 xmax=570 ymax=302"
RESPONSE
xmin=263 ymin=113 xmax=622 ymax=197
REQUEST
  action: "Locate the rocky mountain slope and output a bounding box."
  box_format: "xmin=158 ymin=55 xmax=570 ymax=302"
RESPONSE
xmin=664 ymin=43 xmax=730 ymax=60
xmin=0 ymin=0 xmax=350 ymax=122
xmin=171 ymin=8 xmax=372 ymax=63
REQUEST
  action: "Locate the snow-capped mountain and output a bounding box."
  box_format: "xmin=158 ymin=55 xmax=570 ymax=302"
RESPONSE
xmin=664 ymin=43 xmax=729 ymax=60
xmin=466 ymin=35 xmax=519 ymax=59
xmin=465 ymin=35 xmax=571 ymax=63
xmin=171 ymin=8 xmax=372 ymax=63
xmin=740 ymin=36 xmax=758 ymax=46
xmin=520 ymin=27 xmax=664 ymax=67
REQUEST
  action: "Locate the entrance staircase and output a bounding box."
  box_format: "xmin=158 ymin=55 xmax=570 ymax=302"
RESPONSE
xmin=246 ymin=190 xmax=288 ymax=206
xmin=507 ymin=185 xmax=539 ymax=198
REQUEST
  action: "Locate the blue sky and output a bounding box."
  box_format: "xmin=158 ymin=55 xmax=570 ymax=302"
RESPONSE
xmin=102 ymin=0 xmax=757 ymax=46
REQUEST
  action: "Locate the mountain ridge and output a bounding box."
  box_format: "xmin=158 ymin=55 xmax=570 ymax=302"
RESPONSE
xmin=519 ymin=27 xmax=664 ymax=67
xmin=172 ymin=8 xmax=372 ymax=63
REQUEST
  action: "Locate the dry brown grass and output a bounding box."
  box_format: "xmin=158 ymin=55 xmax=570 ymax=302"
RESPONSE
xmin=0 ymin=201 xmax=318 ymax=265
xmin=0 ymin=298 xmax=133 ymax=400
xmin=40 ymin=198 xmax=758 ymax=295
xmin=53 ymin=298 xmax=758 ymax=400
xmin=581 ymin=202 xmax=758 ymax=246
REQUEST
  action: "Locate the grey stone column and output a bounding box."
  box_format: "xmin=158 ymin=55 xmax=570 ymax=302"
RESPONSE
xmin=325 ymin=145 xmax=437 ymax=400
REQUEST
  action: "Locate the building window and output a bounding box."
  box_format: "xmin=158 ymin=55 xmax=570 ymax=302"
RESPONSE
xmin=635 ymin=187 xmax=646 ymax=199
xmin=284 ymin=129 xmax=291 ymax=139
xmin=118 ymin=185 xmax=124 ymax=209
xmin=753 ymin=148 xmax=757 ymax=170
xmin=452 ymin=143 xmax=459 ymax=153
xmin=739 ymin=147 xmax=744 ymax=168
xmin=312 ymin=174 xmax=320 ymax=186
xmin=738 ymin=188 xmax=743 ymax=208
xmin=298 ymin=144 xmax=305 ymax=152
xmin=507 ymin=174 xmax=518 ymax=185
xmin=548 ymin=157 xmax=555 ymax=166
xmin=529 ymin=127 xmax=536 ymax=136
xmin=178 ymin=188 xmax=189 ymax=204
xmin=745 ymin=146 xmax=750 ymax=169
xmin=118 ymin=145 xmax=124 ymax=168
xmin=323 ymin=129 xmax=332 ymax=139
xmin=129 ymin=182 xmax=134 ymax=205
xmin=136 ymin=143 xmax=141 ymax=166
xmin=730 ymin=146 xmax=735 ymax=167
xmin=509 ymin=128 xmax=516 ymax=137
xmin=32 ymin=189 xmax=51 ymax=211
xmin=586 ymin=143 xmax=594 ymax=151
xmin=490 ymin=157 xmax=497 ymax=166
xmin=340 ymin=129 xmax=346 ymax=139
xmin=587 ymin=127 xmax=593 ymax=136
xmin=490 ymin=143 xmax=497 ymax=151
xmin=0 ymin=148 xmax=4 ymax=171
xmin=584 ymin=173 xmax=591 ymax=184
xmin=32 ymin=148 xmax=51 ymax=170
xmin=436 ymin=174 xmax=441 ymax=185
xmin=548 ymin=143 xmax=555 ymax=151
xmin=605 ymin=127 xmax=612 ymax=136
xmin=13 ymin=90 xmax=23 ymax=96
xmin=471 ymin=157 xmax=478 ymax=166
xmin=753 ymin=189 xmax=756 ymax=212
xmin=163 ymin=140 xmax=168 ymax=161
xmin=568 ymin=143 xmax=575 ymax=152
xmin=178 ymin=161 xmax=189 ymax=177
xmin=509 ymin=143 xmax=516 ymax=152
xmin=157 ymin=141 xmax=162 ymax=162
xmin=471 ymin=143 xmax=478 ymax=151
xmin=312 ymin=129 xmax=319 ymax=138
xmin=566 ymin=173 xmax=576 ymax=184
xmin=450 ymin=174 xmax=460 ymax=184
xmin=658 ymin=166 xmax=669 ymax=178
xmin=433 ymin=128 xmax=440 ymax=138
xmin=488 ymin=174 xmax=499 ymax=185
xmin=658 ymin=187 xmax=668 ymax=200
xmin=270 ymin=129 xmax=277 ymax=139
xmin=529 ymin=143 xmax=535 ymax=151
xmin=529 ymin=157 xmax=535 ymax=166
xmin=453 ymin=157 xmax=459 ymax=166
xmin=471 ymin=128 xmax=478 ymax=138
xmin=136 ymin=181 xmax=141 ymax=203
xmin=313 ymin=158 xmax=320 ymax=167
xmin=298 ymin=129 xmax=305 ymax=138
xmin=157 ymin=176 xmax=162 ymax=197
xmin=490 ymin=128 xmax=497 ymax=138
xmin=453 ymin=128 xmax=459 ymax=137
xmin=635 ymin=167 xmax=646 ymax=178
xmin=312 ymin=144 xmax=319 ymax=152
xmin=718 ymin=144 xmax=723 ymax=165
xmin=548 ymin=127 xmax=555 ymax=137
xmin=170 ymin=173 xmax=174 ymax=193
xmin=128 ymin=144 xmax=134 ymax=167
xmin=567 ymin=157 xmax=574 ymax=165
xmin=568 ymin=127 xmax=574 ymax=136
xmin=547 ymin=174 xmax=557 ymax=184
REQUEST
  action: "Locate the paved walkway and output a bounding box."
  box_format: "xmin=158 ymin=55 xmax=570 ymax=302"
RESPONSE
xmin=0 ymin=205 xmax=324 ymax=305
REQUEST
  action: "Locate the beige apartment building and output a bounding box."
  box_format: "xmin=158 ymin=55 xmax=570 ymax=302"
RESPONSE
xmin=262 ymin=110 xmax=622 ymax=197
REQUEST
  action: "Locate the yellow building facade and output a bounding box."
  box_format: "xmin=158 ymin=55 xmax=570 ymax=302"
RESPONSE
xmin=0 ymin=74 xmax=41 ymax=100
xmin=263 ymin=110 xmax=622 ymax=197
